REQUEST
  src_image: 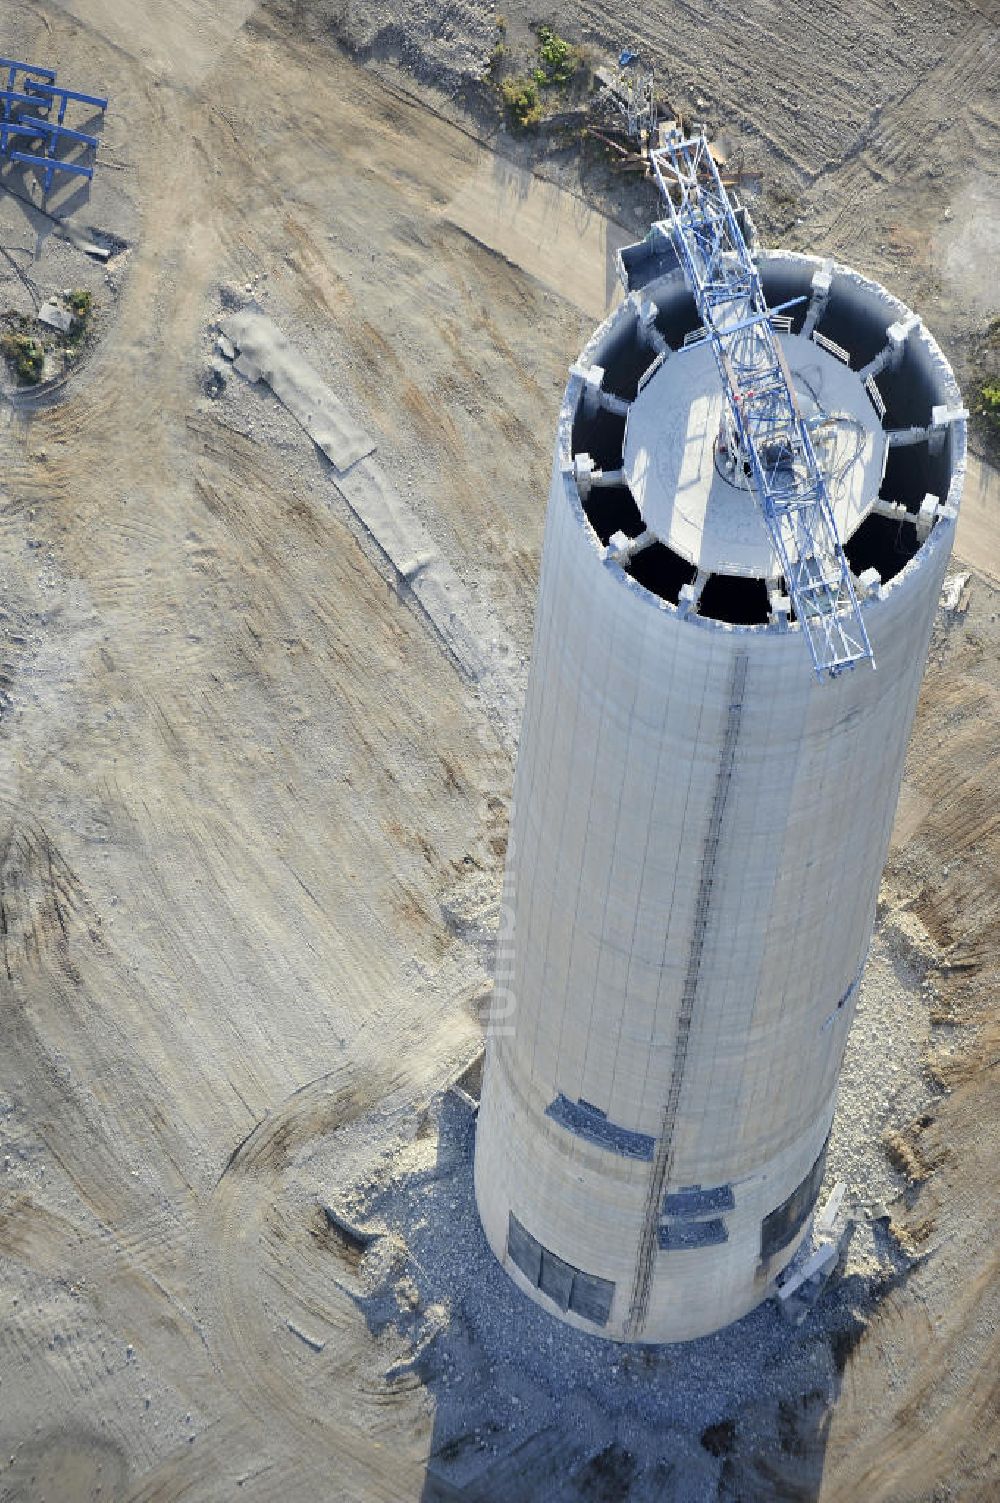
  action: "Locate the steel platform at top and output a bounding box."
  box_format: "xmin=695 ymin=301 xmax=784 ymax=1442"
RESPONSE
xmin=649 ymin=128 xmax=874 ymax=679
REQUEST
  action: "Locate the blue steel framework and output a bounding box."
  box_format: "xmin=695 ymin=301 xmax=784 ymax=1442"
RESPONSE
xmin=649 ymin=129 xmax=874 ymax=679
xmin=0 ymin=56 xmax=107 ymax=195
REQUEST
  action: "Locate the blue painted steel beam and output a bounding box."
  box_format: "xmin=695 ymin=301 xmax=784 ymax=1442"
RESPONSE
xmin=23 ymin=80 xmax=109 ymax=123
xmin=24 ymin=81 xmax=108 ymax=108
xmin=650 ymin=130 xmax=874 ymax=679
xmin=9 ymin=150 xmax=93 ymax=193
xmin=0 ymin=89 xmax=50 ymax=112
xmin=9 ymin=149 xmax=92 ymax=178
xmin=0 ymin=57 xmax=57 ymax=84
xmin=1 ymin=119 xmax=49 ymax=144
xmin=4 ymin=114 xmax=100 ymax=148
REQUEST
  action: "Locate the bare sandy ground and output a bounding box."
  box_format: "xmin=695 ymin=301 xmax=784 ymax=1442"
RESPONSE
xmin=0 ymin=2 xmax=997 ymax=1500
xmin=956 ymin=456 xmax=1000 ymax=585
xmin=443 ymin=159 xmax=631 ymax=320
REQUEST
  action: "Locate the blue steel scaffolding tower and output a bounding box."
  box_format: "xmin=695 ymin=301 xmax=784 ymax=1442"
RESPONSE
xmin=650 ymin=129 xmax=874 ymax=679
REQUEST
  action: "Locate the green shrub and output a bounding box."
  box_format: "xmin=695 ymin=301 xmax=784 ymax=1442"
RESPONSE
xmin=68 ymin=287 xmax=92 ymax=320
xmin=486 ymin=40 xmax=509 ymax=81
xmin=66 ymin=288 xmax=93 ymax=345
xmin=978 ymin=381 xmax=1000 ymax=433
xmin=501 ymin=75 xmax=543 ymax=131
xmin=534 ymin=24 xmax=580 ymax=87
xmin=0 ymin=331 xmax=44 ymax=384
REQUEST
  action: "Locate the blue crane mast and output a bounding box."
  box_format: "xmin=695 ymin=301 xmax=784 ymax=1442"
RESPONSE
xmin=649 ymin=128 xmax=874 ymax=679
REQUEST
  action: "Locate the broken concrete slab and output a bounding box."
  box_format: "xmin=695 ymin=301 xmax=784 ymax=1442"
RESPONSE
xmin=218 ymin=310 xmax=507 ymax=699
xmin=447 ymin=1081 xmax=479 ymax=1114
xmin=37 ymin=298 xmax=74 ymax=333
xmin=334 ymin=456 xmax=490 ymax=685
xmin=320 ymin=1199 xmax=382 ymax=1250
xmin=777 ymin=1240 xmax=840 ymax=1303
xmin=286 ymin=1318 xmax=326 ymax=1353
xmin=221 ymin=309 xmax=376 ymax=471
xmin=815 ymin=1180 xmax=847 ymax=1237
xmin=941 ymin=571 xmax=971 ymax=614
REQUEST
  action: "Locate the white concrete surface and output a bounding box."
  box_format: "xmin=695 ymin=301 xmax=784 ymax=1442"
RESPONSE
xmin=222 ymin=310 xmax=376 ymax=470
xmin=623 ymin=335 xmax=887 ymax=577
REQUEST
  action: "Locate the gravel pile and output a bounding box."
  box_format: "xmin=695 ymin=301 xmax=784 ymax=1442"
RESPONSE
xmin=323 ymin=908 xmax=939 ymax=1496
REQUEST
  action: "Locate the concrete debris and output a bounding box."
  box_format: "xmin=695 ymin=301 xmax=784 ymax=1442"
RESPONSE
xmin=447 ymin=1081 xmax=479 ymax=1114
xmin=220 ymin=311 xmax=493 ymax=688
xmin=221 ymin=310 xmax=376 ymax=471
xmin=450 ymin=1051 xmax=486 ymax=1110
xmin=329 ymin=1088 xmax=888 ymax=1495
xmin=286 ymin=1319 xmax=326 ymax=1353
xmin=336 ymin=456 xmax=490 ymax=684
xmin=37 ymin=298 xmax=74 ymax=333
xmin=204 ymin=361 xmax=228 ymax=400
xmin=777 ymin=1241 xmax=841 ymax=1304
xmin=940 ymin=572 xmax=971 ymax=614
xmin=383 ymin=1302 xmax=448 ymax=1382
xmin=815 ymin=1180 xmax=847 ymax=1236
xmin=216 ymin=332 xmax=236 ymax=361
xmin=320 ymin=1200 xmax=382 ymax=1250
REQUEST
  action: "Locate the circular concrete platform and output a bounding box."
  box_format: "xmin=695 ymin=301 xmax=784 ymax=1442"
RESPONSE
xmin=623 ymin=333 xmax=888 ymax=578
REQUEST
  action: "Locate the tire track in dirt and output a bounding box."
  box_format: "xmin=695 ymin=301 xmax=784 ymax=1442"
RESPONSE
xmin=204 ymin=1004 xmax=480 ymax=1499
xmin=208 ymin=1062 xmax=429 ymax=1499
xmin=798 ymin=12 xmax=999 ymax=263
xmin=577 ymin=0 xmax=931 ymax=173
xmin=872 ymin=22 xmax=999 ymax=174
xmin=0 ymin=812 xmax=87 ymax=982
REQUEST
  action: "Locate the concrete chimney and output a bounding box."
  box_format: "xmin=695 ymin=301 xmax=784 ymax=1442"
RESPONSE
xmin=474 ymin=245 xmax=965 ymax=1342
